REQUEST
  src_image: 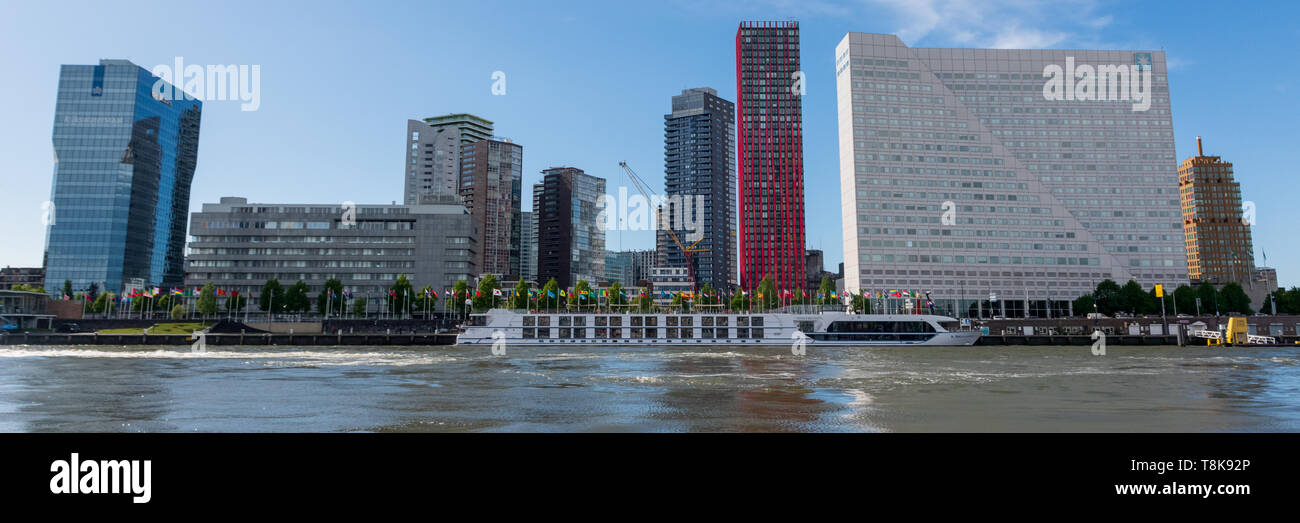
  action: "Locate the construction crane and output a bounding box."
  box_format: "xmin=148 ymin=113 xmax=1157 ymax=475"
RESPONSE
xmin=618 ymin=161 xmax=708 ymax=292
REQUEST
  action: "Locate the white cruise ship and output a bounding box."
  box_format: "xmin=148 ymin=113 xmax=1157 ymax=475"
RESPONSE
xmin=456 ymin=309 xmax=981 ymax=347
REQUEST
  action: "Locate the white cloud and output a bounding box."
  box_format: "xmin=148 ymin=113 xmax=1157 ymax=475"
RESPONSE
xmin=861 ymin=0 xmax=1110 ymax=49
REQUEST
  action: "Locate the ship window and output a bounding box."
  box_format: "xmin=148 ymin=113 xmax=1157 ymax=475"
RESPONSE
xmin=573 ymin=316 xmax=586 ymax=326
xmin=645 ymin=316 xmax=658 ymax=326
xmin=716 ymin=328 xmax=729 ymax=339
xmin=631 ymin=316 xmax=643 ymax=326
xmin=701 ymin=328 xmax=713 ymax=338
xmin=702 ymin=316 xmax=714 ymax=327
xmin=559 ymin=316 xmax=571 ymax=326
xmin=523 ymin=328 xmax=535 ymax=338
xmin=573 ymin=327 xmax=585 ymax=338
xmin=737 ymin=317 xmax=749 ymax=326
xmin=559 ymin=328 xmax=572 ymax=338
xmin=666 ymin=328 xmax=678 ymax=338
xmin=797 ymin=321 xmax=815 ymax=332
xmin=680 ymin=316 xmax=693 ymax=327
xmin=537 ymin=316 xmax=551 ymax=326
xmin=610 ymin=328 xmax=622 ymax=339
xmin=632 ymin=328 xmax=643 ymax=338
xmin=666 ymin=316 xmax=678 ymax=327
xmin=716 ymin=316 xmax=729 ymax=326
xmin=610 ymin=316 xmax=623 ymax=326
xmin=752 ymin=328 xmax=764 ymax=338
xmin=537 ymin=328 xmax=550 ymax=338
xmin=468 ymin=315 xmax=488 ymax=326
xmin=751 ymin=317 xmax=764 ymax=326
xmin=523 ymin=316 xmax=536 ymax=326
xmin=596 ymin=328 xmax=607 ymax=338
xmin=680 ymin=328 xmax=693 ymax=339
xmin=645 ymin=328 xmax=657 ymax=338
xmin=596 ymin=316 xmax=607 ymax=327
xmin=736 ymin=328 xmax=749 ymax=338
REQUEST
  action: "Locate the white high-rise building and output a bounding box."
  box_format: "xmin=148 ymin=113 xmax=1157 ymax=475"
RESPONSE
xmin=835 ymin=33 xmax=1186 ymax=318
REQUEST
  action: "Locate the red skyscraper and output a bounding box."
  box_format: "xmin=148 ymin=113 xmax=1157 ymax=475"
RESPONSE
xmin=735 ymin=21 xmax=806 ymax=291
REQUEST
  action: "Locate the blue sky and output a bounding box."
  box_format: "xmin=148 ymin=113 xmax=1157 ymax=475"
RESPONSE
xmin=1 ymin=0 xmax=1297 ymax=287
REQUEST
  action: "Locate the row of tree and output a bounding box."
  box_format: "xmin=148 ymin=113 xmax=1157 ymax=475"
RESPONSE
xmin=1071 ymin=280 xmax=1254 ymax=317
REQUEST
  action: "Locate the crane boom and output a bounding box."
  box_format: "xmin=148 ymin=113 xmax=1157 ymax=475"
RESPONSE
xmin=618 ymin=161 xmax=708 ymax=291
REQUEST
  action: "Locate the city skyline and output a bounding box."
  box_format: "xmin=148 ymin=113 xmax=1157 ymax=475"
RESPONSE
xmin=2 ymin=1 xmax=1298 ymax=288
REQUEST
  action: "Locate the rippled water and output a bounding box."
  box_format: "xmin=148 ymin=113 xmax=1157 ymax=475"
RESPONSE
xmin=1 ymin=344 xmax=1297 ymax=432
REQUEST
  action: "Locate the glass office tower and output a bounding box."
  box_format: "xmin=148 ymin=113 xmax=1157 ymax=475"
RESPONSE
xmin=44 ymin=59 xmax=202 ymax=295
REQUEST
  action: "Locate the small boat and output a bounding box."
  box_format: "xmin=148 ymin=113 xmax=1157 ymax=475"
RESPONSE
xmin=456 ymin=309 xmax=982 ymax=347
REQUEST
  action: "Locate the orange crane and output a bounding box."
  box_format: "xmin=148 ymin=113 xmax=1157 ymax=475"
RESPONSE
xmin=618 ymin=161 xmax=708 ymax=292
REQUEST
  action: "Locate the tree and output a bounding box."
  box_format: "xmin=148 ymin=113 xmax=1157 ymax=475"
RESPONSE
xmin=1197 ymin=282 xmax=1220 ymax=315
xmin=756 ymin=275 xmax=778 ymax=311
xmin=447 ymin=279 xmax=470 ymax=316
xmin=537 ymin=278 xmax=559 ymax=310
xmin=511 ymin=280 xmax=531 ymax=310
xmin=10 ymin=284 xmax=45 ymax=293
xmin=1218 ymin=282 xmax=1253 ymax=315
xmin=473 ymin=274 xmax=501 ymax=311
xmin=1116 ymin=280 xmax=1149 ymax=314
xmin=197 ymin=282 xmax=218 ymax=318
xmin=850 ymin=291 xmax=870 ymax=314
xmin=170 ymin=304 xmax=186 ymax=320
xmin=636 ymin=290 xmax=654 ymax=312
xmin=695 ymin=283 xmax=715 ymax=306
xmin=285 ymin=280 xmax=311 ymax=313
xmin=730 ymin=289 xmax=750 ymax=311
xmin=90 ymin=293 xmax=108 ymax=314
xmin=224 ymin=293 xmax=247 ymax=314
xmin=818 ymin=276 xmax=835 ymax=306
xmin=316 ymin=278 xmax=344 ymax=315
xmin=61 ymin=280 xmax=73 ymax=299
xmin=86 ymin=282 xmax=99 ymax=302
xmin=259 ymin=279 xmax=285 ymax=314
xmin=352 ymin=297 xmax=368 ymax=317
xmin=1173 ymin=285 xmax=1197 ymax=316
xmin=1091 ymin=279 xmax=1121 ymax=315
xmin=568 ymin=279 xmax=593 ymax=310
xmin=1073 ymin=294 xmax=1095 ymax=317
xmin=608 ymin=281 xmax=628 ymax=306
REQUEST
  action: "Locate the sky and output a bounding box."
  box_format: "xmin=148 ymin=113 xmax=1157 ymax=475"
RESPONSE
xmin=1 ymin=0 xmax=1297 ymax=287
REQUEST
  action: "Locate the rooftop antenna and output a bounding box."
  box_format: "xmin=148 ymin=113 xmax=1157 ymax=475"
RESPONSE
xmin=1196 ymin=136 xmax=1203 ymax=156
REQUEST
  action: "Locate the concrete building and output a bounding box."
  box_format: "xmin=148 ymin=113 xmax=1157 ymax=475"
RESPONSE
xmin=185 ymin=196 xmax=477 ymax=311
xmin=835 ymin=33 xmax=1185 ymax=318
xmin=404 ymin=114 xmax=493 ymax=204
xmin=460 ymin=138 xmax=523 ymax=279
xmin=44 ymin=59 xmax=202 ymax=295
xmin=659 ymin=87 xmax=737 ymax=291
xmin=736 ymin=21 xmax=807 ymax=291
xmin=532 ymin=167 xmax=606 ymax=288
xmin=0 ymin=267 xmax=45 ymax=290
xmin=631 ymin=249 xmax=656 ymax=285
xmin=1179 ymin=136 xmax=1253 ymax=285
xmin=520 ymin=211 xmax=537 ymax=284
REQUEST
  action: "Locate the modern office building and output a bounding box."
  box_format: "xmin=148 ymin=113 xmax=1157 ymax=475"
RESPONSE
xmin=185 ymin=196 xmax=477 ymax=310
xmin=0 ymin=267 xmax=45 ymax=290
xmin=735 ymin=21 xmax=807 ymax=291
xmin=44 ymin=59 xmax=202 ymax=295
xmin=1178 ymin=137 xmax=1253 ymax=285
xmin=659 ymin=87 xmax=737 ymax=291
xmin=404 ymin=114 xmax=493 ymax=204
xmin=805 ymin=249 xmax=825 ymax=290
xmin=460 ymin=138 xmax=523 ymax=279
xmin=520 ymin=211 xmax=537 ymax=284
xmin=604 ymin=251 xmax=637 ymax=287
xmin=532 ymin=167 xmax=606 ymax=288
xmin=834 ymin=33 xmax=1185 ymax=317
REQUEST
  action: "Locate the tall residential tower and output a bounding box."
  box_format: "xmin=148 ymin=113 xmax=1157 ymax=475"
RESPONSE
xmin=404 ymin=114 xmax=492 ymax=204
xmin=533 ymin=167 xmax=606 ymax=288
xmin=735 ymin=21 xmax=807 ymax=291
xmin=659 ymin=87 xmax=737 ymax=290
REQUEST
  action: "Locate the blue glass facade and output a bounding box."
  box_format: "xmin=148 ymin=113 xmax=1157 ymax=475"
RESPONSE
xmin=43 ymin=59 xmax=201 ymax=295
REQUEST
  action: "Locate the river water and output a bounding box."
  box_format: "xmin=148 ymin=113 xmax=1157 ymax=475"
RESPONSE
xmin=0 ymin=344 xmax=1297 ymax=432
